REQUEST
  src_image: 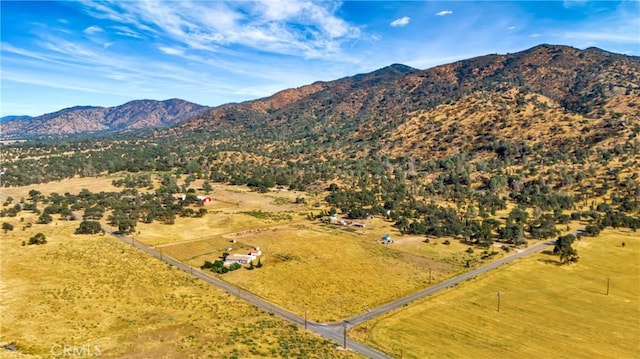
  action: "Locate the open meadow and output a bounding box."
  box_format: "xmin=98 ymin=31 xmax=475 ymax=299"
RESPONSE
xmin=0 ymin=176 xmax=121 ymax=201
xmin=140 ymin=209 xmax=527 ymax=323
xmin=0 ymin=215 xmax=360 ymax=358
xmin=351 ymin=229 xmax=640 ymax=359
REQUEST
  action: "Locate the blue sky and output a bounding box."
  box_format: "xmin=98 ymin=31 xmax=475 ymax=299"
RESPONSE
xmin=1 ymin=0 xmax=639 ymax=117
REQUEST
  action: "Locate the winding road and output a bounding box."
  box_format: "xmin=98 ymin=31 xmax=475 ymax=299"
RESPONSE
xmin=107 ymin=225 xmax=556 ymax=359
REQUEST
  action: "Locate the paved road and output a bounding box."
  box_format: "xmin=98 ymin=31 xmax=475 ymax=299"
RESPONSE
xmin=344 ymin=239 xmax=556 ymax=326
xmin=105 ymin=229 xmax=392 ymax=358
xmin=106 ymin=224 xmax=557 ymax=359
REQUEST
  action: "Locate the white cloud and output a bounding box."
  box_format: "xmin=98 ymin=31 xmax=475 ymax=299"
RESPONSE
xmin=507 ymin=26 xmax=516 ymax=30
xmin=83 ymin=25 xmax=104 ymax=35
xmin=158 ymin=46 xmax=185 ymax=56
xmin=111 ymin=26 xmax=143 ymax=39
xmin=436 ymin=10 xmax=453 ymax=16
xmin=81 ymin=0 xmax=362 ymax=59
xmin=530 ymin=33 xmax=541 ymax=38
xmin=390 ymin=16 xmax=410 ymax=27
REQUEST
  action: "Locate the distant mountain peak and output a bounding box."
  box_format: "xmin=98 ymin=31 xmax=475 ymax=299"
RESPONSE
xmin=385 ymin=63 xmax=419 ymax=73
xmin=0 ymin=115 xmax=33 ymax=123
xmin=1 ymin=99 xmax=209 ymax=139
xmin=360 ymin=63 xmax=419 ymax=77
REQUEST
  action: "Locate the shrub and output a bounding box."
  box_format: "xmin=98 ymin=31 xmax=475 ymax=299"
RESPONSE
xmin=584 ymin=225 xmax=601 ymax=237
xmin=75 ymin=220 xmax=103 ymax=234
xmin=229 ymin=263 xmax=242 ymax=271
xmin=37 ymin=213 xmax=52 ymax=224
xmin=2 ymin=222 xmax=14 ymax=233
xmin=28 ymin=232 xmax=47 ymax=245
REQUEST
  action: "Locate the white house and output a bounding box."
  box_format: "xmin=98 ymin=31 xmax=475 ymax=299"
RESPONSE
xmin=224 ymin=247 xmax=262 ymax=266
xmin=225 ymin=254 xmax=253 ymax=265
xmin=248 ymin=247 xmax=262 ymax=257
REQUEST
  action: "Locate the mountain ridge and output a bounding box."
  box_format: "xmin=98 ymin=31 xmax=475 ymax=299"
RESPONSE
xmin=168 ymin=44 xmax=638 ymax=170
xmin=2 ymin=44 xmax=638 ymax=141
xmin=1 ymin=98 xmax=209 ymax=139
xmin=183 ymin=44 xmax=638 ymax=131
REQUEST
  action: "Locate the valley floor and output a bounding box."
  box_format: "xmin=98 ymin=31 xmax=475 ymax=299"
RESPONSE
xmin=351 ymin=229 xmax=640 ymax=359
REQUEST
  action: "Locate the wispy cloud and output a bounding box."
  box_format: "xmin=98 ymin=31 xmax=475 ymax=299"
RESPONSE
xmin=436 ymin=10 xmax=453 ymax=16
xmin=390 ymin=16 xmax=410 ymax=27
xmin=81 ymin=0 xmax=362 ymax=59
xmin=158 ymin=46 xmax=184 ymax=56
xmin=111 ymin=26 xmax=144 ymax=39
xmin=83 ymin=25 xmax=104 ymax=35
xmin=507 ymin=26 xmax=516 ymax=30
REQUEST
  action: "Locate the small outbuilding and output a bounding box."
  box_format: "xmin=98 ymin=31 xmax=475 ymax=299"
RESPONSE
xmin=197 ymin=195 xmax=212 ymax=204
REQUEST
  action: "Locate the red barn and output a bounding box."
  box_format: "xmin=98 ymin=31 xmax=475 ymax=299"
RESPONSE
xmin=197 ymin=195 xmax=212 ymax=204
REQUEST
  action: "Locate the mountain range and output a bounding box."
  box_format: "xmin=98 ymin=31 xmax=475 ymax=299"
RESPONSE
xmin=1 ymin=99 xmax=209 ymax=138
xmin=176 ymin=44 xmax=638 ymax=162
xmin=2 ymin=44 xmax=638 ymax=144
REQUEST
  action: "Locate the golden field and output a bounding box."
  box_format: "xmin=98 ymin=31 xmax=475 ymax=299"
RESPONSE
xmin=351 ymin=229 xmax=640 ymax=359
xmin=0 ymin=215 xmax=360 ymax=358
xmin=2 ymin=177 xmax=557 ymax=325
xmin=137 ymin=211 xmax=508 ymax=323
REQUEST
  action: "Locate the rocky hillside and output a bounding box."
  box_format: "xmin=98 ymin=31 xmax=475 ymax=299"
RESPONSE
xmin=1 ymin=99 xmax=208 ymax=138
xmin=180 ymin=44 xmax=639 ymax=161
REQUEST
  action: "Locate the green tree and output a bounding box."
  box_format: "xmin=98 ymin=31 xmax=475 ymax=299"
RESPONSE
xmin=558 ymin=246 xmax=579 ymax=265
xmin=2 ymin=222 xmax=14 ymax=233
xmin=202 ymin=181 xmax=213 ymax=194
xmin=37 ymin=213 xmax=53 ymax=224
xmin=75 ymin=220 xmax=103 ymax=234
xmin=28 ymin=232 xmax=47 ymax=245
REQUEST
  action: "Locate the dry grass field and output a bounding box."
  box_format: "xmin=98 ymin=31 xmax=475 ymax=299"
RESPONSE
xmin=0 ymin=176 xmax=121 ymax=201
xmin=0 ymin=216 xmax=360 ymax=358
xmin=149 ymin=214 xmax=513 ymax=323
xmin=351 ymin=229 xmax=640 ymax=359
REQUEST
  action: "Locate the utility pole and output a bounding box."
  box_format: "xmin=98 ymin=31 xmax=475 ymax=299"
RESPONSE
xmin=429 ymin=267 xmax=432 ymax=285
xmin=343 ymin=321 xmax=347 ymax=349
xmin=606 ymin=277 xmax=610 ymax=296
xmin=304 ymin=304 xmax=307 ymax=330
xmin=496 ymin=291 xmax=501 ymax=312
